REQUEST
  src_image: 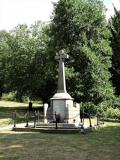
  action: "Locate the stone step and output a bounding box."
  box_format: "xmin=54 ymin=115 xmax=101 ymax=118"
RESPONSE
xmin=12 ymin=127 xmax=81 ymax=134
xmin=36 ymin=123 xmax=77 ymax=128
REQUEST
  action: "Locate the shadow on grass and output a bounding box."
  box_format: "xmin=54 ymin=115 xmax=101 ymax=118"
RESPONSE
xmin=0 ymin=125 xmax=120 ymax=160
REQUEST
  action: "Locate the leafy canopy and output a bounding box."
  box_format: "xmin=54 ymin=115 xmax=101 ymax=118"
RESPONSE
xmin=50 ymin=0 xmax=114 ymax=105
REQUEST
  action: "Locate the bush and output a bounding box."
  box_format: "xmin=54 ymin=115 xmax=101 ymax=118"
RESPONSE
xmin=1 ymin=92 xmax=42 ymax=104
xmin=103 ymin=107 xmax=120 ymax=120
xmin=1 ymin=92 xmax=16 ymax=101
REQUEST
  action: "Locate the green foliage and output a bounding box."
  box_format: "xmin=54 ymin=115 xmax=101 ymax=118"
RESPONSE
xmin=103 ymin=107 xmax=120 ymax=120
xmin=1 ymin=22 xmax=56 ymax=102
xmin=109 ymin=6 xmax=120 ymax=95
xmin=113 ymin=97 xmax=120 ymax=109
xmin=50 ymin=0 xmax=114 ymax=104
xmin=1 ymin=92 xmax=16 ymax=101
xmin=0 ymin=30 xmax=11 ymax=97
xmin=81 ymin=101 xmax=97 ymax=115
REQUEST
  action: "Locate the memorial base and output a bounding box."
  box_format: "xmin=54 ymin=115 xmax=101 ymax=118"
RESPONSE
xmin=51 ymin=92 xmax=80 ymax=124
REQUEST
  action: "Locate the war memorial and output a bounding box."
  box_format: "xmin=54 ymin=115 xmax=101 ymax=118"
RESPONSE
xmin=13 ymin=50 xmax=81 ymax=133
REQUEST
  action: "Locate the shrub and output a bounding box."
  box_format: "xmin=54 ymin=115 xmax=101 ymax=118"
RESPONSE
xmin=1 ymin=92 xmax=16 ymax=101
xmin=103 ymin=107 xmax=120 ymax=120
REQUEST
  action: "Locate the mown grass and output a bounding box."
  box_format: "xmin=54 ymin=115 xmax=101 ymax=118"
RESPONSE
xmin=0 ymin=100 xmax=120 ymax=160
xmin=0 ymin=125 xmax=120 ymax=160
xmin=0 ymin=100 xmax=28 ymax=108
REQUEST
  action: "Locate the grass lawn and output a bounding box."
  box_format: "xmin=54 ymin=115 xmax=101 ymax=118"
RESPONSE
xmin=0 ymin=100 xmax=120 ymax=160
xmin=0 ymin=125 xmax=120 ymax=160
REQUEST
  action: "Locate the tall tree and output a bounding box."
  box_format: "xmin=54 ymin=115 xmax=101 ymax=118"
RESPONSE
xmin=109 ymin=6 xmax=120 ymax=95
xmin=4 ymin=22 xmax=56 ymax=102
xmin=0 ymin=30 xmax=11 ymax=97
xmin=50 ymin=0 xmax=114 ymax=105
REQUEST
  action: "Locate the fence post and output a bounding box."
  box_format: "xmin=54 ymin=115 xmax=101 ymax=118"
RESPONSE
xmin=55 ymin=112 xmax=58 ymax=129
xmin=83 ymin=109 xmax=84 ymax=125
xmin=97 ymin=112 xmax=99 ymax=125
xmin=102 ymin=113 xmax=104 ymax=124
xmin=37 ymin=110 xmax=40 ymax=124
xmin=25 ymin=111 xmax=29 ymax=127
xmin=89 ymin=113 xmax=92 ymax=127
xmin=55 ymin=120 xmax=58 ymax=129
xmin=13 ymin=110 xmax=16 ymax=128
xmin=33 ymin=111 xmax=36 ymax=128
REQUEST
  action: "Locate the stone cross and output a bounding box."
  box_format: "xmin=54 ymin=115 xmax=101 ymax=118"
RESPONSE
xmin=55 ymin=50 xmax=69 ymax=93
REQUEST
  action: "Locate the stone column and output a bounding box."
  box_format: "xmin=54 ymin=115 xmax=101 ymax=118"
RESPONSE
xmin=44 ymin=103 xmax=48 ymax=123
xmin=55 ymin=50 xmax=69 ymax=93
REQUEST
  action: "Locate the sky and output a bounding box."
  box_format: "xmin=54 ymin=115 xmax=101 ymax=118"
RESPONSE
xmin=104 ymin=0 xmax=120 ymax=19
xmin=0 ymin=0 xmax=120 ymax=31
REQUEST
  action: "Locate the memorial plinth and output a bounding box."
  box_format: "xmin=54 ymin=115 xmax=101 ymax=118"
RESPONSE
xmin=51 ymin=92 xmax=74 ymax=123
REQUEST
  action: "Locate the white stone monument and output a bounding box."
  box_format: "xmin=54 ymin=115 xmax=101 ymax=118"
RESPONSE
xmin=51 ymin=50 xmax=80 ymax=124
xmin=44 ymin=103 xmax=48 ymax=123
